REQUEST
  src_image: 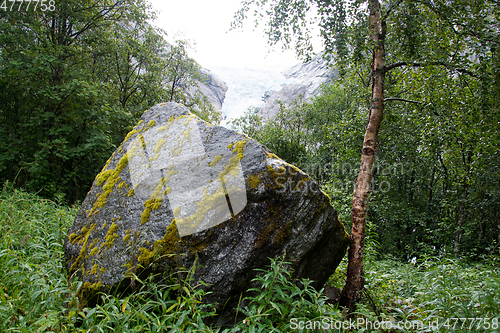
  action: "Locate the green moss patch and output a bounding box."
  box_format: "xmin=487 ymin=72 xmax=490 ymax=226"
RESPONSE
xmin=76 ymin=281 xmax=103 ymax=308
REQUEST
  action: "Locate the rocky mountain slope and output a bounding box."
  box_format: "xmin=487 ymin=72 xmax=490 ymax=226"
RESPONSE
xmin=195 ymin=68 xmax=228 ymax=111
xmin=257 ymin=54 xmax=337 ymax=120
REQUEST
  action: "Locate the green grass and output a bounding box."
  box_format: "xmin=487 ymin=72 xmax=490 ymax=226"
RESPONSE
xmin=0 ymin=184 xmax=219 ymax=332
xmin=0 ymin=183 xmax=77 ymax=331
xmin=358 ymin=256 xmax=500 ymax=332
xmin=1 ymin=184 xmax=499 ymax=332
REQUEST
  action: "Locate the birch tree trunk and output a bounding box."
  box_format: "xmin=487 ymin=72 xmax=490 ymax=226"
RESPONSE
xmin=454 ymin=184 xmax=468 ymax=258
xmin=339 ymin=0 xmax=386 ymax=314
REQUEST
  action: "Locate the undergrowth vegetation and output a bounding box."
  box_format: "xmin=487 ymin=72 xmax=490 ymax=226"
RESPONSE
xmin=1 ymin=185 xmax=499 ymax=332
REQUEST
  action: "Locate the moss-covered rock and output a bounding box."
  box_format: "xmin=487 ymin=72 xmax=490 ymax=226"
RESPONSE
xmin=64 ymin=102 xmax=349 ymax=324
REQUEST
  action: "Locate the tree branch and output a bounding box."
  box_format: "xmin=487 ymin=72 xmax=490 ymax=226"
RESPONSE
xmin=384 ymin=97 xmax=422 ymax=104
xmin=385 ymin=61 xmax=478 ymax=78
xmin=382 ymin=0 xmax=403 ymax=20
xmin=70 ymin=1 xmax=124 ymax=41
xmin=385 ymin=61 xmax=409 ymax=72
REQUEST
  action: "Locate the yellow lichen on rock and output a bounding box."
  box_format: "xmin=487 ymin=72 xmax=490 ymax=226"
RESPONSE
xmin=150 ymin=152 xmax=160 ymax=162
xmin=89 ymin=247 xmax=98 ymax=257
xmin=217 ymin=154 xmax=241 ymax=183
xmin=265 ymin=151 xmax=282 ymax=161
xmin=183 ymin=128 xmax=191 ymax=141
xmin=95 ymin=170 xmax=114 ymax=186
xmin=103 ymin=222 xmax=119 ymax=250
xmin=216 ymin=139 xmax=246 ymax=184
xmin=146 ymin=119 xmax=155 ymax=129
xmin=158 ymin=115 xmax=176 ymax=133
xmin=172 ymin=146 xmax=182 ymax=156
xmin=123 ymin=128 xmax=138 ymax=145
xmin=209 ymin=155 xmax=223 ymax=167
xmin=247 ymin=173 xmax=262 ymax=189
xmin=176 ymin=184 xmax=228 ymax=235
xmin=69 ymin=223 xmax=96 ymax=275
xmin=90 ymin=263 xmax=99 ymax=276
xmin=180 ymin=113 xmax=197 ymax=126
xmin=123 ymin=230 xmax=131 ymax=243
xmin=232 ymin=139 xmax=246 ymax=158
xmin=154 ymin=138 xmax=167 ymax=154
xmin=89 ymin=153 xmax=130 ymax=216
xmin=140 ymin=177 xmax=166 ymax=224
xmin=137 ymin=219 xmax=179 ymax=267
xmin=141 ymin=199 xmax=161 ymax=225
xmin=173 ymin=206 xmax=181 ymax=217
xmin=69 ymin=224 xmax=94 ymax=245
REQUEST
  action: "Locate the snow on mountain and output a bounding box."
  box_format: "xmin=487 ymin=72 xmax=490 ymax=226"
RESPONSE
xmin=210 ymin=54 xmax=335 ymax=124
xmin=209 ymin=66 xmax=296 ymax=123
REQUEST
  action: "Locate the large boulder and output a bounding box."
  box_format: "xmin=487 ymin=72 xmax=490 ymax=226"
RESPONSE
xmin=64 ymin=102 xmax=348 ymax=323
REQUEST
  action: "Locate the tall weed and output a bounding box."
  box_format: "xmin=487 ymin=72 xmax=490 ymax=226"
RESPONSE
xmin=0 ymin=183 xmax=77 ymax=331
xmin=1 ymin=184 xmax=499 ymax=332
xmin=359 ymin=256 xmax=500 ymax=332
xmin=226 ymin=256 xmax=343 ymax=332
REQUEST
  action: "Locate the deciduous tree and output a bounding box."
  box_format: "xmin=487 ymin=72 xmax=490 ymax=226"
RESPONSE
xmin=0 ymin=0 xmax=217 ymax=202
xmin=233 ymin=0 xmax=500 ymax=313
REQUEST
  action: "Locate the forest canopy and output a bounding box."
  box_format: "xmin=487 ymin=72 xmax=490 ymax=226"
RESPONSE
xmin=0 ymin=0 xmax=218 ymax=203
xmin=231 ymin=0 xmax=500 ymax=261
xmin=1 ymin=0 xmax=499 ymax=262
xmin=0 ymin=0 xmax=499 ymax=330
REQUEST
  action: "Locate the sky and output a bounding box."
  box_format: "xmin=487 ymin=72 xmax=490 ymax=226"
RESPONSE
xmin=148 ymin=0 xmax=301 ymax=71
xmin=147 ymin=0 xmax=323 ymax=121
